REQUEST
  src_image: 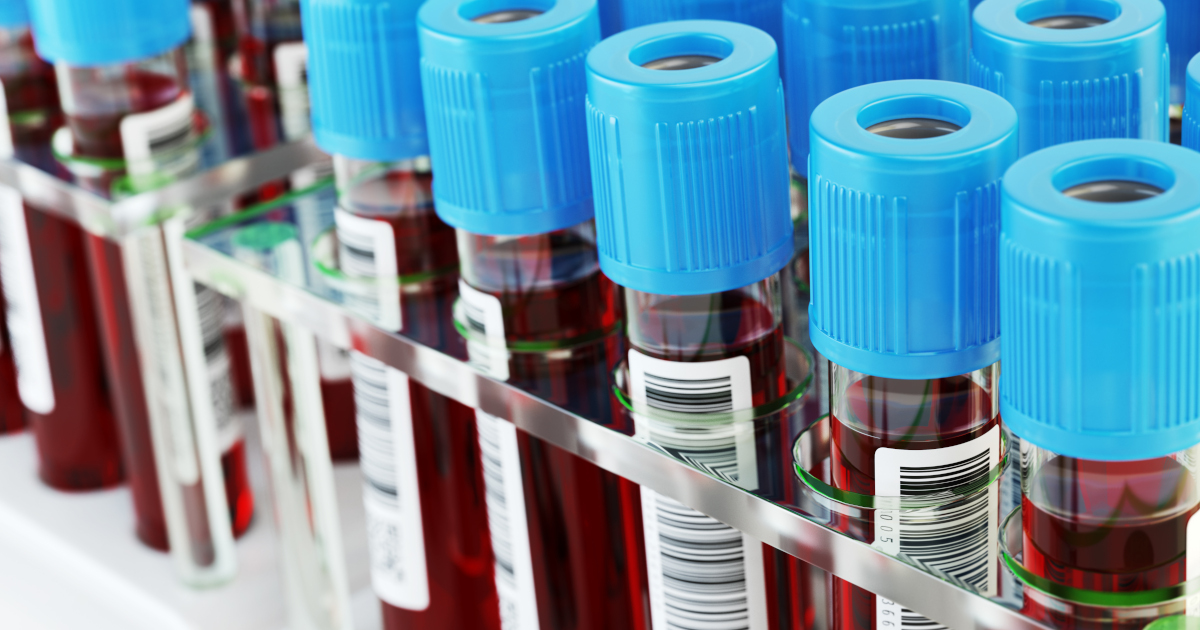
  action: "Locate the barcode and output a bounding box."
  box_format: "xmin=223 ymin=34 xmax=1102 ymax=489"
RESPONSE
xmin=476 ymin=410 xmax=539 ymax=630
xmin=874 ymin=426 xmax=1001 ymax=629
xmin=350 ymin=351 xmax=430 ymax=610
xmin=458 ymin=280 xmax=509 ymax=380
xmin=643 ymin=491 xmax=768 ymax=630
xmin=0 ymin=189 xmax=54 ymax=414
xmin=630 ymin=350 xmax=767 ymax=630
xmin=335 ymin=208 xmax=400 ymax=330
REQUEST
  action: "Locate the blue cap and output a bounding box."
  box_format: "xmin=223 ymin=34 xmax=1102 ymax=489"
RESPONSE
xmin=598 ymin=0 xmax=620 ymax=36
xmin=1000 ymin=140 xmax=1200 ymax=461
xmin=586 ymin=20 xmax=792 ymax=296
xmin=1185 ymin=54 xmax=1200 ymax=151
xmin=303 ymin=0 xmax=428 ymax=161
xmin=808 ymin=80 xmax=1019 ymax=379
xmin=29 ymin=0 xmax=190 ymax=66
xmin=418 ymin=0 xmax=600 ymax=237
xmin=0 ymin=0 xmax=28 ymax=29
xmin=971 ymin=0 xmax=1168 ymax=157
xmin=619 ymin=0 xmax=782 ymax=53
xmin=783 ymin=0 xmax=969 ymax=166
xmin=1165 ymin=0 xmax=1200 ymax=105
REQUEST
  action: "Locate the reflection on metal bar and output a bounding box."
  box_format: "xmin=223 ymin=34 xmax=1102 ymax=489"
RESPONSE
xmin=0 ymin=140 xmax=329 ymax=239
xmin=184 ymin=237 xmax=1055 ymax=630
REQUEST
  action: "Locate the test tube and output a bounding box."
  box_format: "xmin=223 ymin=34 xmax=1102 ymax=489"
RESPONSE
xmin=1185 ymin=54 xmax=1200 ymax=152
xmin=0 ymin=0 xmax=60 ymax=435
xmin=304 ymin=0 xmax=499 ymax=626
xmin=29 ymin=0 xmax=245 ymax=581
xmin=971 ymin=0 xmax=1168 ymax=157
xmin=1162 ymin=0 xmax=1199 ymax=144
xmin=188 ymin=0 xmax=240 ymax=163
xmin=587 ymin=20 xmax=814 ymax=630
xmin=420 ymin=2 xmax=651 ymax=628
xmin=0 ymin=2 xmax=122 ymax=490
xmin=807 ymin=80 xmax=1018 ymax=629
xmin=999 ymin=139 xmax=1200 ymax=628
xmin=233 ymin=0 xmax=305 ymax=151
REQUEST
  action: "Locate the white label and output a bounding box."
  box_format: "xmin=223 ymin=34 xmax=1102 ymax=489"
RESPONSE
xmin=476 ymin=410 xmax=539 ymax=630
xmin=630 ymin=349 xmax=767 ymax=630
xmin=335 ymin=208 xmax=402 ymax=331
xmin=0 ymin=189 xmax=54 ymax=414
xmin=873 ymin=425 xmax=1002 ymax=629
xmin=459 ymin=279 xmax=509 ymax=381
xmin=0 ymin=78 xmax=13 ymax=158
xmin=273 ymin=42 xmax=310 ymax=142
xmin=350 ymin=352 xmax=431 ymax=611
xmin=290 ymin=160 xmax=336 ymax=288
xmin=629 ymin=350 xmax=753 ymax=415
xmin=120 ymin=93 xmax=199 ymax=178
xmin=196 ymin=284 xmax=239 ymax=453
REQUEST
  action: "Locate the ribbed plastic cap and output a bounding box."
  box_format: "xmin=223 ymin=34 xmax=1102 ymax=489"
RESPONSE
xmin=1185 ymin=54 xmax=1200 ymax=151
xmin=29 ymin=0 xmax=190 ymax=66
xmin=1165 ymin=0 xmax=1200 ymax=105
xmin=808 ymin=80 xmax=1018 ymax=379
xmin=303 ymin=0 xmax=428 ymax=161
xmin=971 ymin=0 xmax=1168 ymax=157
xmin=0 ymin=0 xmax=28 ymax=29
xmin=619 ymin=0 xmax=782 ymax=53
xmin=782 ymin=0 xmax=969 ymax=165
xmin=1000 ymin=139 xmax=1200 ymax=461
xmin=418 ymin=0 xmax=600 ymax=236
xmin=586 ymin=20 xmax=791 ymax=296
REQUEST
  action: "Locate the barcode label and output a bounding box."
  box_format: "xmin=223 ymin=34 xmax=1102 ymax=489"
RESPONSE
xmin=873 ymin=426 xmax=1001 ymax=629
xmin=629 ymin=349 xmax=767 ymax=630
xmin=476 ymin=410 xmax=539 ymax=630
xmin=641 ymin=490 xmax=769 ymax=630
xmin=629 ymin=350 xmax=752 ymax=415
xmin=120 ymin=93 xmax=199 ymax=178
xmin=459 ymin=280 xmax=509 ymax=381
xmin=195 ymin=284 xmax=239 ymax=453
xmin=350 ymin=351 xmax=431 ymax=611
xmin=0 ymin=188 xmax=54 ymax=414
xmin=274 ymin=42 xmax=310 ymax=142
xmin=335 ymin=208 xmax=401 ymax=331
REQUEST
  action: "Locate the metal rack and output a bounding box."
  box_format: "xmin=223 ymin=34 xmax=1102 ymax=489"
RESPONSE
xmin=160 ymin=141 xmax=1054 ymax=630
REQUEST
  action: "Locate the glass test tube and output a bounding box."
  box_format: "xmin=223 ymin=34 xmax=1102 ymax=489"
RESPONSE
xmin=806 ymin=80 xmax=1019 ymax=629
xmin=29 ymin=0 xmax=245 ymax=582
xmin=333 ymin=155 xmax=499 ymax=630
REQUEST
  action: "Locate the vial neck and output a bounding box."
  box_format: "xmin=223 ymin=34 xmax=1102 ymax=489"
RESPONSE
xmin=333 ymin=153 xmax=434 ymax=218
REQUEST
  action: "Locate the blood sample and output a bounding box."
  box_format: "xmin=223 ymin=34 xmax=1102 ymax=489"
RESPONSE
xmin=999 ymin=139 xmax=1200 ymax=628
xmin=233 ymin=0 xmax=303 ymax=152
xmin=807 ymin=80 xmax=1018 ymax=629
xmin=30 ymin=0 xmax=253 ymax=547
xmin=1185 ymin=55 xmax=1200 ymax=152
xmin=188 ymin=0 xmax=242 ymax=162
xmin=304 ymin=0 xmax=499 ymax=626
xmin=1162 ymin=0 xmax=1199 ymax=145
xmin=971 ymin=0 xmax=1167 ymax=157
xmin=586 ymin=20 xmax=815 ymax=630
xmin=420 ymin=3 xmax=651 ymax=628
